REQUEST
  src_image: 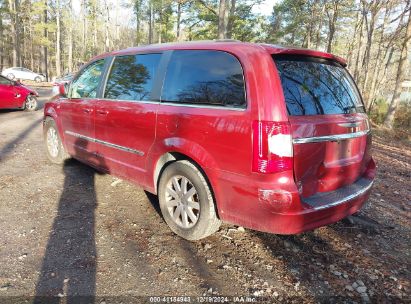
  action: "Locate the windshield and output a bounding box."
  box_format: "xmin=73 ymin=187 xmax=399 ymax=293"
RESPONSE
xmin=274 ymin=56 xmax=365 ymax=116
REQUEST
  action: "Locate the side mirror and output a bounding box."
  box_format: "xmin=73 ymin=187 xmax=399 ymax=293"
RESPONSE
xmin=58 ymin=83 xmax=67 ymax=97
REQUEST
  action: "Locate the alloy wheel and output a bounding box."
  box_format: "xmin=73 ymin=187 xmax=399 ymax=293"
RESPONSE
xmin=165 ymin=175 xmax=200 ymax=229
xmin=25 ymin=96 xmax=37 ymax=111
xmin=46 ymin=127 xmax=59 ymax=158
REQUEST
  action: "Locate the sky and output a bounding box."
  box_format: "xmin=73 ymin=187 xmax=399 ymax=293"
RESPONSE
xmin=253 ymin=0 xmax=277 ymax=16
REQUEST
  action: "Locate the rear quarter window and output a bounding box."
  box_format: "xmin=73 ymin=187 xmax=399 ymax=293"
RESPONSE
xmin=162 ymin=50 xmax=246 ymax=108
xmin=274 ymin=56 xmax=365 ymax=116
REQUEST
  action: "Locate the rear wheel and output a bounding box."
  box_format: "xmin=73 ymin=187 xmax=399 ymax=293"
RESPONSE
xmin=24 ymin=95 xmax=38 ymax=111
xmin=158 ymin=160 xmax=221 ymax=240
xmin=34 ymin=76 xmax=41 ymax=83
xmin=44 ymin=118 xmax=70 ymax=164
xmin=7 ymin=73 xmax=15 ymax=80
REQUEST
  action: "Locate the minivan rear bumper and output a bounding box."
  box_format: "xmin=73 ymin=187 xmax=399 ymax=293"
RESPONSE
xmin=265 ymin=178 xmax=373 ymax=234
xmin=212 ymin=159 xmax=376 ymax=235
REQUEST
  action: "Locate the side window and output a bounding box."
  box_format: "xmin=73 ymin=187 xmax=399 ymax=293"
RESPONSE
xmin=69 ymin=60 xmax=105 ymax=99
xmin=0 ymin=76 xmax=11 ymax=85
xmin=161 ymin=50 xmax=246 ymax=108
xmin=104 ymin=53 xmax=161 ymax=101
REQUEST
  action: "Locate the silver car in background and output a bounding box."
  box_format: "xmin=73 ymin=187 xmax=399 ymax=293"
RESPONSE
xmin=1 ymin=67 xmax=46 ymax=82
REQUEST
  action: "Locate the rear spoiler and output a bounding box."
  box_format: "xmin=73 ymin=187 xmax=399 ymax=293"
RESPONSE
xmin=263 ymin=45 xmax=347 ymax=67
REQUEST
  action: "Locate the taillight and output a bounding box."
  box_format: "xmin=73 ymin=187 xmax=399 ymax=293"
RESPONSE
xmin=252 ymin=121 xmax=293 ymax=173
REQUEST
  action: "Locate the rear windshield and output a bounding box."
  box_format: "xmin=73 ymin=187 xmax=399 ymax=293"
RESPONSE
xmin=274 ymin=56 xmax=365 ymax=116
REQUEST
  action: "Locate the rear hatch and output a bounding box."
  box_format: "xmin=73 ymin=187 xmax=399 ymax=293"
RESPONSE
xmin=273 ymin=55 xmax=372 ymax=198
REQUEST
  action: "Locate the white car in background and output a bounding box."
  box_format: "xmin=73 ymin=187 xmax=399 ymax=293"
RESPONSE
xmin=1 ymin=67 xmax=46 ymax=82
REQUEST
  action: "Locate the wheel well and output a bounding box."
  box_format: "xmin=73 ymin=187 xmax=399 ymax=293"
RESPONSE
xmin=154 ymin=152 xmax=187 ymax=193
xmin=154 ymin=152 xmax=220 ymax=218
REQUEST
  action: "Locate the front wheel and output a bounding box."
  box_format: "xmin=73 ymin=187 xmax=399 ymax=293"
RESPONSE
xmin=24 ymin=95 xmax=38 ymax=111
xmin=158 ymin=160 xmax=221 ymax=240
xmin=7 ymin=73 xmax=15 ymax=80
xmin=34 ymin=76 xmax=41 ymax=83
xmin=44 ymin=118 xmax=70 ymax=164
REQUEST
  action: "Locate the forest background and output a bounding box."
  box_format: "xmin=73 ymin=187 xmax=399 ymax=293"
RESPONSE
xmin=0 ymin=0 xmax=410 ymax=128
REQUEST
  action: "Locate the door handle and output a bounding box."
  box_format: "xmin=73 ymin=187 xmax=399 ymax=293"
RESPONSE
xmin=83 ymin=108 xmax=93 ymax=114
xmin=96 ymin=109 xmax=109 ymax=115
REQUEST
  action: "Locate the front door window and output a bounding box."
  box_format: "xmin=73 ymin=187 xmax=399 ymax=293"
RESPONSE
xmin=69 ymin=60 xmax=105 ymax=99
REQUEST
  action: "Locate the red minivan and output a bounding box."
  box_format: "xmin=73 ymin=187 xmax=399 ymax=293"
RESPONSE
xmin=43 ymin=41 xmax=376 ymax=240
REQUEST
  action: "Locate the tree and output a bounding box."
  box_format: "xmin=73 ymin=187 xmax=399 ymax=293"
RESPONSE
xmin=384 ymin=9 xmax=411 ymax=128
xmin=133 ymin=0 xmax=143 ymax=45
xmin=0 ymin=0 xmax=408 ymax=130
xmin=55 ymin=0 xmax=61 ymax=76
xmin=218 ymin=0 xmax=227 ymax=38
xmin=8 ymin=0 xmax=21 ymax=67
xmin=325 ymin=0 xmax=339 ymax=53
xmin=67 ymin=0 xmax=74 ymax=72
xmin=41 ymin=0 xmax=49 ymax=81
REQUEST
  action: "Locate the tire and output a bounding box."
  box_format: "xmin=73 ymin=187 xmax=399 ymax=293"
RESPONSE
xmin=7 ymin=73 xmax=15 ymax=80
xmin=34 ymin=76 xmax=41 ymax=83
xmin=24 ymin=95 xmax=38 ymax=111
xmin=43 ymin=118 xmax=70 ymax=164
xmin=158 ymin=160 xmax=221 ymax=240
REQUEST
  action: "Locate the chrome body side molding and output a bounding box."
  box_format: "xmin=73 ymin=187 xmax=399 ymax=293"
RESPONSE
xmin=65 ymin=130 xmax=144 ymax=156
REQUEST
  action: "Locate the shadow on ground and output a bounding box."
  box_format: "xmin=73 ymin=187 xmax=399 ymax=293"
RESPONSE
xmin=34 ymin=140 xmax=106 ymax=304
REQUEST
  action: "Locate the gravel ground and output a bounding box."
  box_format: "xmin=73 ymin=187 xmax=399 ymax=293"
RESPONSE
xmin=0 ymin=88 xmax=409 ymax=303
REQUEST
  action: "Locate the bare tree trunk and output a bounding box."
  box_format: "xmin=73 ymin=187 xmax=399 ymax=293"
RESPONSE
xmin=15 ymin=0 xmax=21 ymax=66
xmin=0 ymin=9 xmax=3 ymax=71
xmin=30 ymin=26 xmax=34 ymax=71
xmin=68 ymin=0 xmax=73 ymax=72
xmin=148 ymin=2 xmax=153 ymax=44
xmin=82 ymin=0 xmax=87 ymax=60
xmin=158 ymin=2 xmax=163 ymax=44
xmin=367 ymin=49 xmax=391 ymax=112
xmin=353 ymin=10 xmax=365 ymax=82
xmin=346 ymin=10 xmax=361 ymax=67
xmin=314 ymin=4 xmax=325 ymax=49
xmin=104 ymin=0 xmax=110 ymax=52
xmin=93 ymin=16 xmax=98 ymax=55
xmin=367 ymin=6 xmax=390 ymax=108
xmin=304 ymin=0 xmax=319 ymax=49
xmin=176 ymin=1 xmax=182 ymax=41
xmin=226 ymin=0 xmax=236 ymax=39
xmin=134 ymin=0 xmax=142 ymax=45
xmin=136 ymin=11 xmax=141 ymax=45
xmin=115 ymin=1 xmax=120 ymax=45
xmin=384 ymin=12 xmax=411 ymax=128
xmin=218 ymin=0 xmax=227 ymax=39
xmin=41 ymin=0 xmax=48 ymax=81
xmin=55 ymin=0 xmax=61 ymax=77
xmin=369 ymin=47 xmax=393 ymax=111
xmin=326 ymin=1 xmax=338 ymax=53
xmin=360 ymin=4 xmax=380 ymax=102
xmin=8 ymin=0 xmax=18 ymax=67
xmin=22 ymin=21 xmax=26 ymax=67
